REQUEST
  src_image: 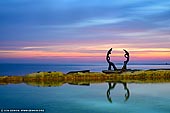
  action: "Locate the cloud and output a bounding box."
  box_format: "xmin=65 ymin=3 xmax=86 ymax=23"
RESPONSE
xmin=0 ymin=0 xmax=170 ymax=63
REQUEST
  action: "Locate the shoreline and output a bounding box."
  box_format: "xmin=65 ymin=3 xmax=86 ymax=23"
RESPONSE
xmin=0 ymin=69 xmax=170 ymax=86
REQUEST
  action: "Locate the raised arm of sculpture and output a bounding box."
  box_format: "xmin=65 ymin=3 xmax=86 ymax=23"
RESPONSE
xmin=106 ymin=48 xmax=112 ymax=63
xmin=122 ymin=49 xmax=130 ymax=71
xmin=123 ymin=49 xmax=129 ymax=62
xmin=106 ymin=48 xmax=117 ymax=70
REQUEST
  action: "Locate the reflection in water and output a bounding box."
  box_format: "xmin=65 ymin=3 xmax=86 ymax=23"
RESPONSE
xmin=107 ymin=82 xmax=130 ymax=103
xmin=68 ymin=81 xmax=130 ymax=103
xmin=24 ymin=80 xmax=130 ymax=103
xmin=68 ymin=83 xmax=90 ymax=86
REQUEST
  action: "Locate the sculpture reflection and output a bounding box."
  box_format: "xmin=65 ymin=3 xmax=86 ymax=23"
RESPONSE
xmin=68 ymin=81 xmax=130 ymax=103
xmin=107 ymin=82 xmax=130 ymax=103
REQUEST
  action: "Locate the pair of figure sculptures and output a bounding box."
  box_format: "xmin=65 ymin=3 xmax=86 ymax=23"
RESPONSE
xmin=106 ymin=48 xmax=129 ymax=71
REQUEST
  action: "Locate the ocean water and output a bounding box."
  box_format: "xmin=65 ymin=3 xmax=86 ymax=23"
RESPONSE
xmin=0 ymin=63 xmax=169 ymax=76
xmin=0 ymin=63 xmax=170 ymax=113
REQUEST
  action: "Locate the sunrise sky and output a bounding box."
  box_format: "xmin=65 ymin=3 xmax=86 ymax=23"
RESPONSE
xmin=0 ymin=0 xmax=170 ymax=64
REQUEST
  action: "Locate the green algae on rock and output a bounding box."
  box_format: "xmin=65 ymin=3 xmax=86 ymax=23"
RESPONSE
xmin=0 ymin=70 xmax=170 ymax=86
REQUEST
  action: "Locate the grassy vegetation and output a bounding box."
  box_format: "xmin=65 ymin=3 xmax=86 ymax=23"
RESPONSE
xmin=0 ymin=70 xmax=170 ymax=86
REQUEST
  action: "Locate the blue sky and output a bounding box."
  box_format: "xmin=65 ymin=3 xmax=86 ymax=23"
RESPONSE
xmin=0 ymin=0 xmax=170 ymax=63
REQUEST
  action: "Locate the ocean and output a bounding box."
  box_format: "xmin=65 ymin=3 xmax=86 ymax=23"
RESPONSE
xmin=0 ymin=63 xmax=169 ymax=76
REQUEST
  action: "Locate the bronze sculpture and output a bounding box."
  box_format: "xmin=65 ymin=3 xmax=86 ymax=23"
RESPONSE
xmin=106 ymin=48 xmax=117 ymax=70
xmin=106 ymin=48 xmax=130 ymax=72
xmin=122 ymin=49 xmax=130 ymax=71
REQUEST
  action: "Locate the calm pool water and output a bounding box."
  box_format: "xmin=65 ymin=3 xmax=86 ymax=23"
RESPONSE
xmin=0 ymin=83 xmax=170 ymax=113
